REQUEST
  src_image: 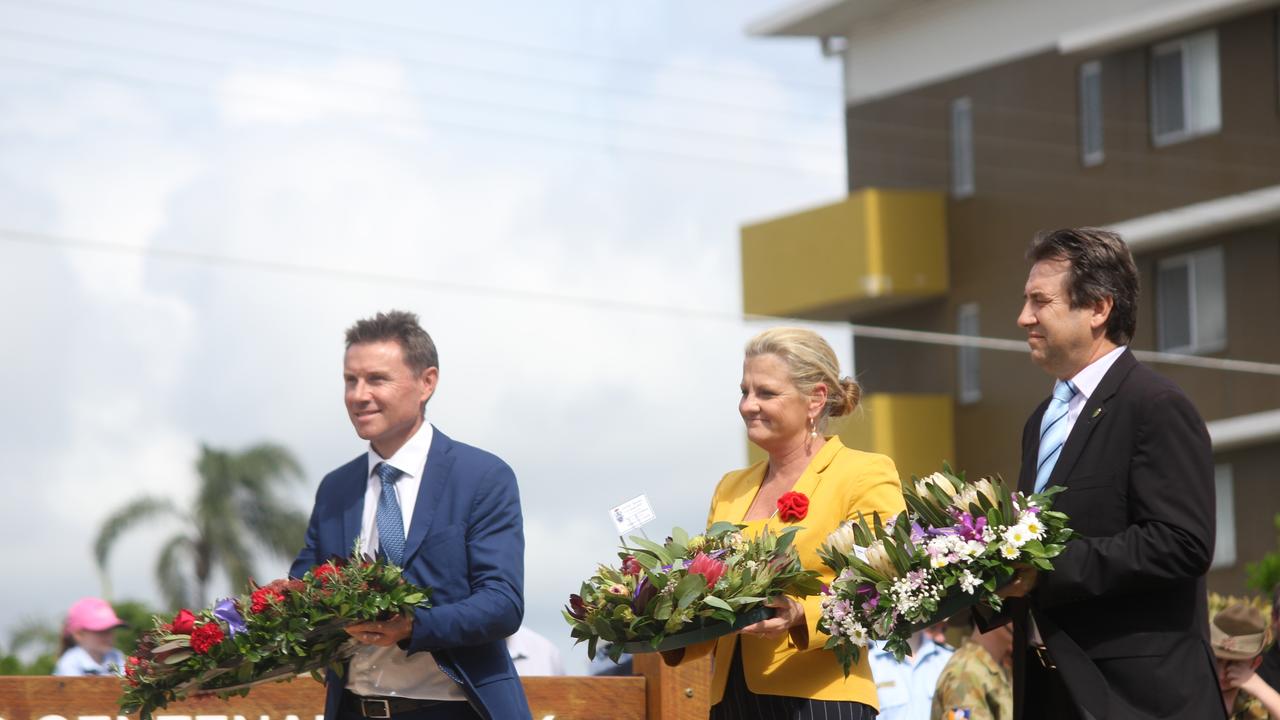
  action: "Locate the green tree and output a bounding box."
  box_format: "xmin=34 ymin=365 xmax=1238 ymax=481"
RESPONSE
xmin=1246 ymin=513 xmax=1280 ymax=595
xmin=94 ymin=443 xmax=308 ymax=609
xmin=0 ymin=616 xmax=60 ymax=675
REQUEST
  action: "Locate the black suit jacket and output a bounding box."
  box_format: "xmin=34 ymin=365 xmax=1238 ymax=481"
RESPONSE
xmin=1013 ymin=349 xmax=1223 ymax=720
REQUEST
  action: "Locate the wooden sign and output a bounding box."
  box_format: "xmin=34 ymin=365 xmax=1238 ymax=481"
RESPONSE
xmin=0 ymin=658 xmax=710 ymax=720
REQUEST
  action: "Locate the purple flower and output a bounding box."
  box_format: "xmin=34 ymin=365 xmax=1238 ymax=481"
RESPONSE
xmin=909 ymin=523 xmax=926 ymax=544
xmin=213 ymin=598 xmax=246 ymax=637
xmin=950 ymin=511 xmax=988 ymax=542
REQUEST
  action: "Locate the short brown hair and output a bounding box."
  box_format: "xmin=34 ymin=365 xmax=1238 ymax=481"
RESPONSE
xmin=345 ymin=310 xmax=438 ymax=373
xmin=1028 ymin=228 xmax=1139 ymax=346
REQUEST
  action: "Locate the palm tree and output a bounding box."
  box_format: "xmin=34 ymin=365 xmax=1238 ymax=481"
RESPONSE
xmin=94 ymin=442 xmax=309 ymax=609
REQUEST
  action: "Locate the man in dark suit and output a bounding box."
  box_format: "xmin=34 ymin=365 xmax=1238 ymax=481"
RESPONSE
xmin=291 ymin=310 xmax=531 ymax=720
xmin=1000 ymin=228 xmax=1223 ymax=719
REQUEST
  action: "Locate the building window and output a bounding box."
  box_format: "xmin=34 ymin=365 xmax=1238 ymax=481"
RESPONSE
xmin=1212 ymin=464 xmax=1236 ymax=569
xmin=957 ymin=303 xmax=981 ymax=404
xmin=950 ymin=97 xmax=974 ymax=198
xmin=1079 ymin=61 xmax=1104 ymax=166
xmin=1150 ymin=30 xmax=1221 ymax=146
xmin=1156 ymin=246 xmax=1226 ymax=353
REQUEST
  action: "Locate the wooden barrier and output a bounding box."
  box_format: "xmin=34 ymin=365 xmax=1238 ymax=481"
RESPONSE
xmin=0 ymin=657 xmax=711 ymax=720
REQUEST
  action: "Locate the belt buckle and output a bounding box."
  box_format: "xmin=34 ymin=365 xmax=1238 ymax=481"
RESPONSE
xmin=1033 ymin=644 xmax=1056 ymax=670
xmin=361 ymin=698 xmax=393 ymax=719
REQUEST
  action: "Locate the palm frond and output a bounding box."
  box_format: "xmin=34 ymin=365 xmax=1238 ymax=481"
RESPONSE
xmin=242 ymin=495 xmax=309 ymax=558
xmin=93 ymin=496 xmax=182 ymax=570
xmin=8 ymin=617 xmax=60 ymax=657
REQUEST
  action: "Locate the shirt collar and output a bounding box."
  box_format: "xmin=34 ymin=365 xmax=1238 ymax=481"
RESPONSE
xmin=1067 ymin=345 xmax=1126 ymax=400
xmin=366 ymin=422 xmax=434 ymax=479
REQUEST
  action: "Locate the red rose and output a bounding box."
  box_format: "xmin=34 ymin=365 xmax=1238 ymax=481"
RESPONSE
xmin=621 ymin=555 xmax=643 ymax=576
xmin=190 ymin=622 xmax=225 ymax=654
xmin=777 ymin=491 xmax=809 ymax=522
xmin=171 ymin=608 xmax=196 ymax=635
xmin=250 ymin=586 xmax=286 ymax=613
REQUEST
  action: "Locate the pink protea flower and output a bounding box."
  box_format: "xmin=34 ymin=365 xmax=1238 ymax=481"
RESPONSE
xmin=687 ymin=552 xmax=726 ymax=588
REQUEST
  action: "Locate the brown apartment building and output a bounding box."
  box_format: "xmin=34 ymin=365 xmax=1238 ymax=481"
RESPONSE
xmin=742 ymin=0 xmax=1280 ymax=593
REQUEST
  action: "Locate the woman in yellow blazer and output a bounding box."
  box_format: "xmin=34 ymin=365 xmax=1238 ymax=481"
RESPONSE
xmin=667 ymin=327 xmax=906 ymax=719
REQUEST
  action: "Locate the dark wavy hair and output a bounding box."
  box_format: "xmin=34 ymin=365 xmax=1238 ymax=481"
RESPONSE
xmin=345 ymin=310 xmax=438 ymax=373
xmin=1028 ymin=228 xmax=1139 ymax=345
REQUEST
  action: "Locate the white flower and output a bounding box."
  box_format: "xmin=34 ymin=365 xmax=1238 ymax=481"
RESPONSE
xmin=844 ymin=620 xmax=869 ymax=646
xmin=999 ymin=543 xmax=1020 ymax=559
xmin=823 ymin=522 xmax=859 ymax=557
xmin=973 ymin=478 xmax=1000 ymax=506
xmin=916 ymin=472 xmax=958 ymax=499
xmin=959 ymin=570 xmax=981 ymax=594
xmin=930 ymin=554 xmax=949 ymax=569
xmin=865 ymin=540 xmax=900 ymax=578
xmin=1020 ymin=516 xmax=1045 ymax=539
xmin=1003 ymin=526 xmax=1030 ymax=548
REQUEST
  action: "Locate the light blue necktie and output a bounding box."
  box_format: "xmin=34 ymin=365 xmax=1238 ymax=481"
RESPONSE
xmin=375 ymin=462 xmax=407 ymax=566
xmin=1035 ymin=380 xmax=1078 ymax=493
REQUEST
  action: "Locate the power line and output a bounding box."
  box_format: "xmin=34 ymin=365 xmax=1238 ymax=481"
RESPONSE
xmin=2 ymin=0 xmax=841 ymax=124
xmin=845 ymin=324 xmax=1280 ymax=378
xmin=5 ymin=226 xmax=1280 ymax=378
xmin=0 ymin=24 xmax=842 ymax=155
xmin=181 ymin=0 xmax=844 ymax=94
xmin=0 ymin=52 xmax=843 ymax=179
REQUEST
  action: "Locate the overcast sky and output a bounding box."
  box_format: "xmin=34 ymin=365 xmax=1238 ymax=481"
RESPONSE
xmin=0 ymin=0 xmax=856 ymax=673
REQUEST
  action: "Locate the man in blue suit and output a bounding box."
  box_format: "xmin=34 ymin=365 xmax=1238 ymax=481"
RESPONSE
xmin=291 ymin=310 xmax=531 ymax=720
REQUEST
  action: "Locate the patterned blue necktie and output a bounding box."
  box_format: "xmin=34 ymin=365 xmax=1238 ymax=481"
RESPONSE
xmin=1035 ymin=379 xmax=1078 ymax=493
xmin=375 ymin=462 xmax=407 ymax=566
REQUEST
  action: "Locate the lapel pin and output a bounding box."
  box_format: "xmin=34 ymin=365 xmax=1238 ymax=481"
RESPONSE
xmin=1091 ymin=407 xmax=1103 ymax=419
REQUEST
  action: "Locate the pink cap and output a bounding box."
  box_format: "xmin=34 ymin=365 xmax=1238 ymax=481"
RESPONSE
xmin=65 ymin=597 xmax=125 ymax=634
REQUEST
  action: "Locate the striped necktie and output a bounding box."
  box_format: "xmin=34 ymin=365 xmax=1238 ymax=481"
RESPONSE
xmin=374 ymin=462 xmax=407 ymax=566
xmin=1035 ymin=379 xmax=1078 ymax=493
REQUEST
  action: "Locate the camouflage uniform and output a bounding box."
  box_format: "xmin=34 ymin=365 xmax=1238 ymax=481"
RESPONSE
xmin=930 ymin=641 xmax=1012 ymax=720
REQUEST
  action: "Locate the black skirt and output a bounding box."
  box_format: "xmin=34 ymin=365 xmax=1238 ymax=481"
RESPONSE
xmin=710 ymin=645 xmax=878 ymax=720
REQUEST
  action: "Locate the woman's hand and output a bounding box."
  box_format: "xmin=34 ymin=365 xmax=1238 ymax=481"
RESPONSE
xmin=345 ymin=614 xmax=414 ymax=647
xmin=738 ymin=595 xmax=805 ymax=640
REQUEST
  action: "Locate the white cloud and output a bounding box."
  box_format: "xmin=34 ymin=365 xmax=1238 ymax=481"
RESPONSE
xmin=0 ymin=4 xmax=846 ymax=677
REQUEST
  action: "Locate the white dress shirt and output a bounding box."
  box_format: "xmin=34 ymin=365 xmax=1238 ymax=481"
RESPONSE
xmin=347 ymin=422 xmax=467 ymax=701
xmin=1061 ymin=345 xmax=1126 ymax=441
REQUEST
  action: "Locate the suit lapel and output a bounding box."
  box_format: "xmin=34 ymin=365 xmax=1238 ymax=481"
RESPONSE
xmin=789 ymin=436 xmax=840 ymax=511
xmin=1019 ymin=401 xmax=1049 ymax=495
xmin=403 ymin=429 xmax=455 ymax=565
xmin=1047 ymin=349 xmax=1137 ymax=489
xmin=725 ymin=462 xmax=765 ymax=523
xmin=341 ymin=461 xmax=367 ymax=558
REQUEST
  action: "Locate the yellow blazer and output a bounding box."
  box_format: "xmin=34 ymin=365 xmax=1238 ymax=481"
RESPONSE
xmin=681 ymin=436 xmax=906 ymax=707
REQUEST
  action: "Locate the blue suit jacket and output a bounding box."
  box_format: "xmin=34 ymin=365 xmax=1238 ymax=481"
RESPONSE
xmin=290 ymin=429 xmax=532 ymax=720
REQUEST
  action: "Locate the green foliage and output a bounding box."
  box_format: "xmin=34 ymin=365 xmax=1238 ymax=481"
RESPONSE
xmin=0 ymin=615 xmax=60 ymax=675
xmin=95 ymin=442 xmax=308 ymax=608
xmin=563 ymin=524 xmax=822 ymax=662
xmin=1245 ymin=514 xmax=1280 ymax=595
xmin=120 ymin=555 xmax=430 ymax=720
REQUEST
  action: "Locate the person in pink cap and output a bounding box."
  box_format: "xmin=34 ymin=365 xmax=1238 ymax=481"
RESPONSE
xmin=53 ymin=597 xmax=127 ymax=676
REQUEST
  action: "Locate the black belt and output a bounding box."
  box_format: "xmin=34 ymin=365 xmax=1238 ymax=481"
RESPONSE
xmin=341 ymin=690 xmax=465 ymax=718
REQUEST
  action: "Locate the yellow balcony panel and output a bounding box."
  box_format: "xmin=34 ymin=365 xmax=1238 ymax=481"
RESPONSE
xmin=741 ymin=189 xmax=947 ymax=321
xmin=747 ymin=393 xmax=954 ymax=484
